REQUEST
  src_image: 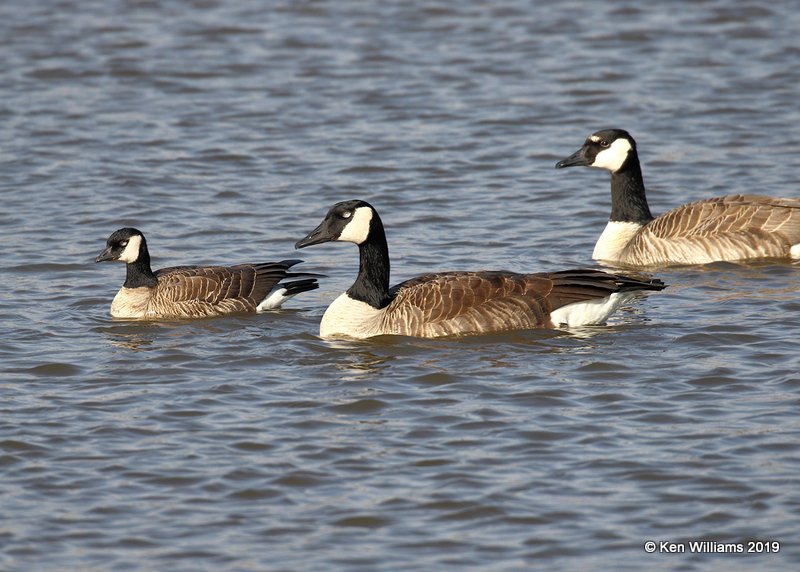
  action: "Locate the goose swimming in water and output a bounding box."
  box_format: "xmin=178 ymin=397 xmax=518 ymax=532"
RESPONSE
xmin=555 ymin=128 xmax=800 ymax=266
xmin=295 ymin=199 xmax=665 ymax=339
xmin=96 ymin=227 xmax=320 ymax=319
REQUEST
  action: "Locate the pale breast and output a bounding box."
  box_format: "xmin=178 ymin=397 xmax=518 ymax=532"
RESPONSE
xmin=592 ymin=221 xmax=644 ymax=262
xmin=110 ymin=287 xmax=154 ymax=318
xmin=319 ymin=293 xmax=385 ymax=339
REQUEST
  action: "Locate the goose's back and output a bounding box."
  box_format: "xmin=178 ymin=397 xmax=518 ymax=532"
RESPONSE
xmin=146 ymin=263 xmax=291 ymax=317
xmin=383 ymin=270 xmax=634 ymax=337
xmin=623 ymin=195 xmax=800 ymax=265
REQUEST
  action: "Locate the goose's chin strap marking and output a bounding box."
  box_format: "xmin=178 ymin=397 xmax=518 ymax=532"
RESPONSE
xmin=592 ymin=137 xmax=633 ymax=172
xmin=117 ymin=235 xmax=142 ymax=263
xmin=338 ymin=206 xmax=374 ymax=245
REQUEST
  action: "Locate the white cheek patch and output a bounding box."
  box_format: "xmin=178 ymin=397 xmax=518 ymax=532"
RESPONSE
xmin=118 ymin=234 xmax=142 ymax=263
xmin=592 ymin=138 xmax=632 ymax=172
xmin=337 ymin=206 xmax=373 ymax=244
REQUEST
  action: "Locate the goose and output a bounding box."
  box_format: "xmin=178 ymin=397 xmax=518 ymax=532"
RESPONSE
xmin=555 ymin=128 xmax=800 ymax=266
xmin=295 ymin=199 xmax=665 ymax=339
xmin=96 ymin=227 xmax=320 ymax=319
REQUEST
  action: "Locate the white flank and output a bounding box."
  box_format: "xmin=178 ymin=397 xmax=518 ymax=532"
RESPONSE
xmin=549 ymin=292 xmax=634 ymax=327
xmin=592 ymin=137 xmax=632 ymax=172
xmin=319 ymin=292 xmax=383 ymax=339
xmin=256 ymin=284 xmax=310 ymax=312
xmin=592 ymin=221 xmax=643 ymax=261
xmin=790 ymin=243 xmax=800 ymax=258
xmin=118 ymin=234 xmax=142 ymax=263
xmin=257 ymin=287 xmax=294 ymax=311
xmin=337 ymin=206 xmax=373 ymax=245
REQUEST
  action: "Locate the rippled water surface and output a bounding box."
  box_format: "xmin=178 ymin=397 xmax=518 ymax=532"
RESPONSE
xmin=2 ymin=1 xmax=800 ymax=570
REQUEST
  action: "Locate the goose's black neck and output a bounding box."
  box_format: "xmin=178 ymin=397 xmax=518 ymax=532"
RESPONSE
xmin=347 ymin=216 xmax=392 ymax=309
xmin=609 ymin=152 xmax=654 ymax=224
xmin=123 ymin=241 xmax=158 ymax=289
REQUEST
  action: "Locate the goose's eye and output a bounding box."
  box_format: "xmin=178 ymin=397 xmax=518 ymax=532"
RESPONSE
xmin=119 ymin=240 xmax=128 ymax=247
xmin=341 ymin=211 xmax=352 ymax=219
xmin=599 ymin=140 xmax=610 ymax=148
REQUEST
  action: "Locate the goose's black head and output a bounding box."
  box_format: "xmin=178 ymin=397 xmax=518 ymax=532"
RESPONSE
xmin=96 ymin=227 xmax=146 ymax=264
xmin=555 ymin=128 xmax=638 ymax=173
xmin=296 ymin=200 xmax=381 ymax=249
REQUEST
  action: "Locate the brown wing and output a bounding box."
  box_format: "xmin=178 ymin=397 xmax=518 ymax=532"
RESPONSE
xmin=631 ymin=195 xmax=800 ymax=262
xmin=646 ymin=195 xmax=800 ymax=238
xmin=383 ymin=269 xmax=660 ymax=337
xmin=152 ymin=262 xmax=297 ymax=317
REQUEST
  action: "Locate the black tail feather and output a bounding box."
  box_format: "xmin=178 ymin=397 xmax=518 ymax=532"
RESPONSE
xmin=282 ymin=278 xmax=320 ymax=296
xmin=547 ymin=268 xmax=667 ymax=293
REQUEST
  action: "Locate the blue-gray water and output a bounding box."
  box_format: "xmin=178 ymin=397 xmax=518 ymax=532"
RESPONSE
xmin=2 ymin=1 xmax=799 ymax=570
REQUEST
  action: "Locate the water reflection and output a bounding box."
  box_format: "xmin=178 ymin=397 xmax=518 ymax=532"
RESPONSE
xmin=97 ymin=326 xmax=159 ymax=352
xmin=323 ymin=339 xmax=394 ymax=380
xmin=318 ymin=323 xmax=642 ymax=383
xmin=93 ymin=319 xmax=191 ymax=352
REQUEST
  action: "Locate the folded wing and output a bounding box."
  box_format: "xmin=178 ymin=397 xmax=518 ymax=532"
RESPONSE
xmin=152 ymin=260 xmax=306 ymax=317
xmin=384 ymin=269 xmax=661 ymax=337
xmin=633 ymin=195 xmax=800 ymax=263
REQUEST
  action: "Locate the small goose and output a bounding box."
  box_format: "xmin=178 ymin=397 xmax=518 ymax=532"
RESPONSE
xmin=555 ymin=128 xmax=800 ymax=266
xmin=295 ymin=199 xmax=665 ymax=339
xmin=96 ymin=227 xmax=320 ymax=319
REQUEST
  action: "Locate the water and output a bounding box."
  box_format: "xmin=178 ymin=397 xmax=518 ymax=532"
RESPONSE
xmin=2 ymin=1 xmax=799 ymax=570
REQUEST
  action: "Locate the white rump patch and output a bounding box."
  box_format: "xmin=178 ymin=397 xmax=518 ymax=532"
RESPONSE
xmin=550 ymin=292 xmax=634 ymax=328
xmin=592 ymin=221 xmax=643 ymax=262
xmin=790 ymin=243 xmax=800 ymax=258
xmin=256 ymin=287 xmax=294 ymax=311
xmin=118 ymin=234 xmax=143 ymax=263
xmin=592 ymin=137 xmax=632 ymax=172
xmin=337 ymin=206 xmax=373 ymax=245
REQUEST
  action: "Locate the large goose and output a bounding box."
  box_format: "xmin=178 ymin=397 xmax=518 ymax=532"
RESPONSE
xmin=96 ymin=227 xmax=320 ymax=319
xmin=295 ymin=199 xmax=665 ymax=339
xmin=555 ymin=128 xmax=800 ymax=266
